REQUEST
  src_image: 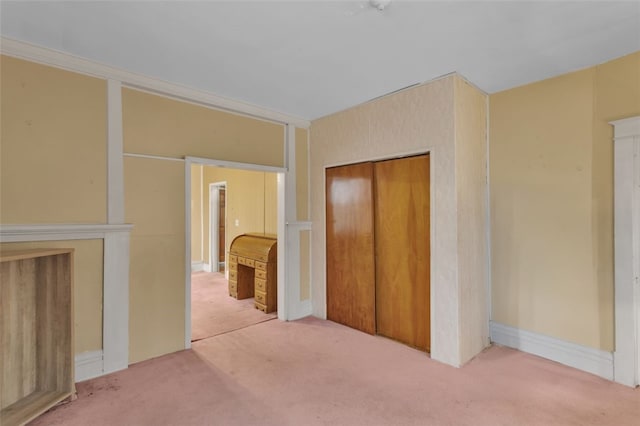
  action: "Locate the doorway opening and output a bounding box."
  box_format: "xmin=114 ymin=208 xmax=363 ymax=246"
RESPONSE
xmin=185 ymin=159 xmax=284 ymax=347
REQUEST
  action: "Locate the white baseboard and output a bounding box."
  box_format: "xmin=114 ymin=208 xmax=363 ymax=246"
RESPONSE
xmin=203 ymin=263 xmax=212 ymax=272
xmin=75 ymin=350 xmax=104 ymax=382
xmin=289 ymin=299 xmax=313 ymax=321
xmin=191 ymin=261 xmax=204 ymax=272
xmin=490 ymin=321 xmax=613 ymax=380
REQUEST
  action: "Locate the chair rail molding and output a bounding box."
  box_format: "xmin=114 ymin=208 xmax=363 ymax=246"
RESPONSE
xmin=611 ymin=116 xmax=640 ymax=387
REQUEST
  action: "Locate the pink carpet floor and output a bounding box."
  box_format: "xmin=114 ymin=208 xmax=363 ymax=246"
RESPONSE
xmin=190 ymin=271 xmax=276 ymax=341
xmin=31 ymin=317 xmax=638 ymax=426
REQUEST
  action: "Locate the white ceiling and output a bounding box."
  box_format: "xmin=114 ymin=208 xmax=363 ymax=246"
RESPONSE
xmin=1 ymin=1 xmax=639 ymax=120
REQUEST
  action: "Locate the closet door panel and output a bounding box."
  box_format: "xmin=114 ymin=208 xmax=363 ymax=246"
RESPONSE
xmin=375 ymin=155 xmax=430 ymax=351
xmin=326 ymin=162 xmax=376 ymax=334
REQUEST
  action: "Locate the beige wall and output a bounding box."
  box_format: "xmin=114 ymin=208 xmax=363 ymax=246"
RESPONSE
xmin=124 ymin=157 xmax=185 ymax=363
xmin=122 ymin=88 xmax=291 ymax=363
xmin=122 ymin=88 xmax=285 ymax=167
xmin=296 ymin=128 xmax=310 ymax=221
xmin=1 ymin=55 xmax=107 ymax=223
xmin=0 ymin=55 xmax=107 ymax=356
xmin=0 ymin=240 xmax=104 ymax=354
xmin=490 ymin=51 xmax=640 ymax=351
xmin=310 ymin=75 xmax=488 ymax=366
xmin=191 ymin=164 xmax=203 ymax=263
xmin=201 ymin=167 xmax=277 ymax=265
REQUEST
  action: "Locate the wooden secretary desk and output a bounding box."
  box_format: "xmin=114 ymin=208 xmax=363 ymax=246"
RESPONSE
xmin=228 ymin=233 xmax=277 ymax=313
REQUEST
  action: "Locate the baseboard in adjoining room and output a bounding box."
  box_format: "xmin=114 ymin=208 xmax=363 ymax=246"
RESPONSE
xmin=489 ymin=321 xmax=613 ymax=381
xmin=191 ymin=261 xmax=204 ymax=272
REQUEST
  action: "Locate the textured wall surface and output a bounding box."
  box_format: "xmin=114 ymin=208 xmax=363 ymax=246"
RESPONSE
xmin=311 ymin=75 xmax=488 ymax=366
xmin=454 ymin=77 xmax=489 ymax=364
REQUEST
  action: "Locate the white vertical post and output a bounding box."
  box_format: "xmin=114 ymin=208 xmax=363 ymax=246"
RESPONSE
xmin=103 ymin=79 xmax=130 ymax=373
xmin=107 ymin=80 xmax=125 ymax=224
xmin=184 ymin=159 xmax=192 ymax=348
xmin=103 ymin=231 xmax=130 ymax=374
xmin=611 ymin=117 xmax=640 ymax=387
xmin=278 ymin=125 xmax=297 ymax=320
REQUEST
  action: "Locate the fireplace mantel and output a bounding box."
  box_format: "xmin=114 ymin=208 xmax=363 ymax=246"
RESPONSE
xmin=0 ymin=223 xmax=133 ymax=381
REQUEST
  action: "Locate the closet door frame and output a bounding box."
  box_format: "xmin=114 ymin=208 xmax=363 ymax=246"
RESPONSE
xmin=324 ymin=151 xmax=431 ymax=347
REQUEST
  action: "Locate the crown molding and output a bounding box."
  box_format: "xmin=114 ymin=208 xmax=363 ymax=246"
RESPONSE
xmin=0 ymin=37 xmax=310 ymax=128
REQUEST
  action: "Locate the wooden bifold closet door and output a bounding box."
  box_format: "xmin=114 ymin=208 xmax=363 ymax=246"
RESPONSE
xmin=326 ymin=154 xmax=430 ymax=352
xmin=374 ymin=155 xmax=430 ymax=352
xmin=326 ymin=162 xmax=376 ymax=334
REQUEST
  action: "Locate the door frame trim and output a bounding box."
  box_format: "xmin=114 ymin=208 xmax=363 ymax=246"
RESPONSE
xmin=208 ymin=181 xmax=227 ymax=273
xmin=611 ymin=117 xmax=640 ymax=387
xmin=323 ymin=150 xmax=431 ymax=339
xmin=185 ymin=156 xmax=287 ymax=349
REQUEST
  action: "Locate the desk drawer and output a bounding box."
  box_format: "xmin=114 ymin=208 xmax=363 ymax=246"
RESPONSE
xmin=228 ymin=261 xmax=237 ymax=272
xmin=237 ymin=256 xmax=256 ymax=267
xmin=229 ymin=254 xmax=238 ymax=263
xmin=255 ymin=269 xmax=267 ymax=280
xmin=255 ymin=277 xmax=267 ymax=292
xmin=254 ymin=290 xmax=267 ymax=306
xmin=255 ymin=261 xmax=267 ymax=271
xmin=229 ymin=270 xmax=237 ymax=281
xmin=255 ymin=302 xmax=267 ymax=313
xmin=229 ymin=281 xmax=237 ymax=296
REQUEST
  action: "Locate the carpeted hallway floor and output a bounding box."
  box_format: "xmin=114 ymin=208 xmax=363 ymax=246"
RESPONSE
xmin=31 ymin=316 xmax=638 ymax=426
xmin=190 ymin=271 xmax=277 ymax=341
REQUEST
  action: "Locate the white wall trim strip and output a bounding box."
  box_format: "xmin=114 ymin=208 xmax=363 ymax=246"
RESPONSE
xmin=0 ymin=223 xmax=133 ymax=242
xmin=75 ymin=350 xmax=104 ymax=382
xmin=124 ymin=152 xmax=185 ymax=163
xmin=184 ymin=161 xmax=193 ymax=349
xmin=490 ymin=321 xmax=614 ymax=380
xmin=0 ymin=37 xmax=310 ymax=128
xmin=107 ymin=80 xmax=125 ymax=224
xmin=191 ymin=261 xmax=205 ymax=272
xmin=102 ymin=231 xmax=130 ymax=375
xmin=610 ymin=117 xmax=640 ymax=387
